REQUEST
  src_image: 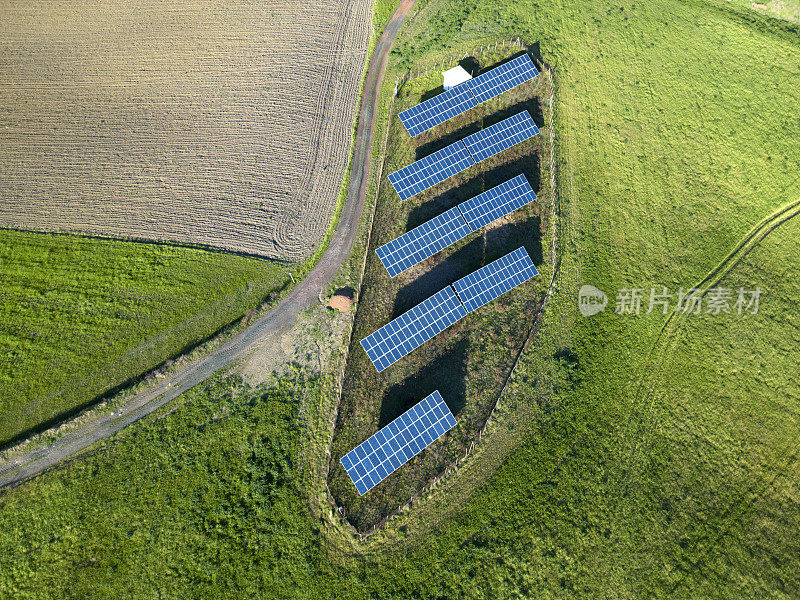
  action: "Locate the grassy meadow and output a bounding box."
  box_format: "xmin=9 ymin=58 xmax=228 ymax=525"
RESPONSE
xmin=1 ymin=0 xmax=799 ymax=597
xmin=0 ymin=375 xmax=322 ymax=598
xmin=0 ymin=230 xmax=289 ymax=445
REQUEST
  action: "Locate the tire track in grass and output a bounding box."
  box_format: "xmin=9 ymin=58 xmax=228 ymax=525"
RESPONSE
xmin=613 ymin=195 xmax=800 ymax=586
xmin=630 ymin=193 xmax=800 ymax=446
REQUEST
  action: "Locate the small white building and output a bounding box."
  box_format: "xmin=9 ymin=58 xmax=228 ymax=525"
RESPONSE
xmin=442 ymin=65 xmax=472 ymax=90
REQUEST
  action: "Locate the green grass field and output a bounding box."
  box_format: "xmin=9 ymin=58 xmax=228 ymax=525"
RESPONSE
xmin=0 ymin=231 xmax=289 ymax=445
xmin=1 ymin=0 xmax=799 ymax=597
xmin=731 ymin=0 xmax=800 ymax=23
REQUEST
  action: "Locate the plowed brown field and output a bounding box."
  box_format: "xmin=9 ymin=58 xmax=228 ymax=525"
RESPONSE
xmin=0 ymin=0 xmax=372 ymax=260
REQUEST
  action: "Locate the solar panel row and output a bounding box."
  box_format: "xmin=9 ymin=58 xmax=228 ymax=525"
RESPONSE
xmin=375 ymin=206 xmax=472 ymax=277
xmin=360 ymin=286 xmax=467 ymax=372
xmin=340 ymin=391 xmax=457 ymax=495
xmin=388 ymin=111 xmax=538 ymax=201
xmin=398 ymin=54 xmax=540 ymax=137
xmin=462 ymin=111 xmax=540 ymax=163
xmin=468 ymin=54 xmax=540 ymax=104
xmin=388 ymin=141 xmax=475 ymax=201
xmin=350 ymin=249 xmax=538 ymax=491
xmin=458 ymin=173 xmax=537 ymax=231
xmin=399 ymin=82 xmax=478 ymax=137
xmin=452 ymin=247 xmax=539 ymax=313
xmin=363 ymin=247 xmax=538 ymax=371
xmin=376 ymin=175 xmax=537 ymax=277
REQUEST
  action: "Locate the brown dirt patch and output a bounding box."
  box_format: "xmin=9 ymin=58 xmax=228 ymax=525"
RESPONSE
xmin=0 ymin=0 xmax=372 ymax=260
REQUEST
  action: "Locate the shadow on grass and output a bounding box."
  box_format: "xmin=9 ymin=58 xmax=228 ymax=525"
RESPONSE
xmin=480 ymin=97 xmax=544 ymax=130
xmin=392 ymin=237 xmax=484 ymax=317
xmin=392 ymin=214 xmax=543 ymax=317
xmin=406 ymin=152 xmax=541 ymax=230
xmin=420 ymin=85 xmax=444 ymax=103
xmin=485 ymin=214 xmax=543 ymax=267
xmin=379 ymin=338 xmax=468 ymax=427
xmin=332 ymin=286 xmax=355 ymax=300
xmin=460 ymin=57 xmax=480 ymax=75
xmin=415 ymin=96 xmax=544 ymax=160
xmin=415 ymin=122 xmax=481 ymax=159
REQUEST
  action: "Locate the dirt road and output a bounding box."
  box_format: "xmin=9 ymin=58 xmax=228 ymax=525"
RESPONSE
xmin=0 ymin=0 xmax=417 ymax=489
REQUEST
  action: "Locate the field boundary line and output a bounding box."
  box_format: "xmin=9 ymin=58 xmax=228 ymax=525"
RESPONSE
xmin=0 ymin=0 xmax=411 ymax=490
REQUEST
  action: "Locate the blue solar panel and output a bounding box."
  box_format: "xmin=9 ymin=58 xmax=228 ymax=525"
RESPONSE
xmin=388 ymin=141 xmax=475 ymax=201
xmin=341 ymin=391 xmax=457 ymax=495
xmin=468 ymin=54 xmax=540 ymax=104
xmin=399 ymin=82 xmax=479 ymax=137
xmin=452 ymin=247 xmax=538 ymax=313
xmin=376 ymin=207 xmax=472 ymax=277
xmin=361 ymin=287 xmax=467 ymax=372
xmin=457 ymin=174 xmax=537 ymax=231
xmin=462 ymin=111 xmax=540 ymax=163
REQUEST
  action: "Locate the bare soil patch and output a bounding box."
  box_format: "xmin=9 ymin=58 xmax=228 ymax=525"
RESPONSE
xmin=0 ymin=0 xmax=372 ymax=260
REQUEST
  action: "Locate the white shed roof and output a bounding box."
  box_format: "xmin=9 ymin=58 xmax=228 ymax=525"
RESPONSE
xmin=442 ymin=65 xmax=472 ymax=90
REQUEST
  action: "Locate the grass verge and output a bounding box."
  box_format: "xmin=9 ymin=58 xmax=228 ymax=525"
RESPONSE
xmin=0 ymin=231 xmax=290 ymax=445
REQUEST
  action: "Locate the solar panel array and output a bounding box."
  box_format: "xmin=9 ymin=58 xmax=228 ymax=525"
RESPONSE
xmin=361 ymin=287 xmax=467 ymax=372
xmin=452 ymin=247 xmax=538 ymax=313
xmin=398 ymin=54 xmax=540 ymax=137
xmin=345 ymin=56 xmax=545 ymax=496
xmin=462 ymin=111 xmax=540 ymax=163
xmin=388 ymin=112 xmax=538 ymax=201
xmin=388 ymin=141 xmax=475 ymax=201
xmin=468 ymin=54 xmax=540 ymax=104
xmin=340 ymin=390 xmax=457 ymax=495
xmin=458 ymin=174 xmax=537 ymax=230
xmin=399 ymin=82 xmax=478 ymax=137
xmin=377 ymin=175 xmax=536 ymax=277
xmin=376 ymin=207 xmax=472 ymax=277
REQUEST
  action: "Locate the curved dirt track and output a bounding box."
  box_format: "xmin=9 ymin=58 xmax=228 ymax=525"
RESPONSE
xmin=0 ymin=0 xmax=417 ymax=489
